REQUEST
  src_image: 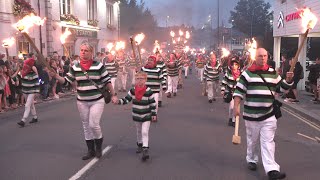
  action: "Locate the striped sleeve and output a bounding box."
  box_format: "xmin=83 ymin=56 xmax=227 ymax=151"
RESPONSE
xmin=119 ymin=88 xmax=134 ymax=105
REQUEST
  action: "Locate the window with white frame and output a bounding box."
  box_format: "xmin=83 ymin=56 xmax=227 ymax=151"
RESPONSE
xmin=60 ymin=0 xmax=72 ymax=15
xmin=106 ymin=3 xmax=114 ymax=26
xmin=87 ymin=0 xmax=97 ymax=20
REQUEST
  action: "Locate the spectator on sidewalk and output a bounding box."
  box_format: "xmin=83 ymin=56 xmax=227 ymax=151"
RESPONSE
xmin=0 ymin=53 xmax=5 ymax=66
xmin=308 ymin=57 xmax=320 ymax=103
xmin=284 ymin=59 xmax=303 ymax=103
xmin=0 ymin=66 xmax=6 ymax=113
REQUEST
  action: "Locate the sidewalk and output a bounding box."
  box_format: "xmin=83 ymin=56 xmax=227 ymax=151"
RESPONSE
xmin=278 ymin=90 xmax=320 ymax=123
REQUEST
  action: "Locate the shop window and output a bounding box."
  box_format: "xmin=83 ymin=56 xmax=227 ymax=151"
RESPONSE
xmin=87 ymin=0 xmax=97 ymax=21
xmin=60 ymin=0 xmax=72 ymax=15
xmin=18 ymin=41 xmax=30 ymax=55
xmin=106 ymin=3 xmax=114 ymax=26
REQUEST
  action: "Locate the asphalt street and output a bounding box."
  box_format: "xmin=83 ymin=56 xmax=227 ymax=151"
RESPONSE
xmin=0 ymin=74 xmax=319 ymax=180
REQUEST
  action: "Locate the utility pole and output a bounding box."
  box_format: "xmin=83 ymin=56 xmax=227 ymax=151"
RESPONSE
xmin=38 ymin=0 xmax=43 ymax=54
xmin=217 ymin=0 xmax=220 ymax=54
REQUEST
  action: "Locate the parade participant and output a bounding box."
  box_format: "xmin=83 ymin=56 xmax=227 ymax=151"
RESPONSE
xmin=166 ymin=53 xmax=181 ymax=98
xmin=116 ymin=50 xmax=128 ymax=92
xmin=233 ymin=48 xmax=293 ymax=180
xmin=115 ymin=72 xmax=156 ymax=161
xmin=204 ymin=53 xmax=221 ymax=103
xmin=17 ymin=53 xmax=40 ymax=127
xmin=141 ymin=55 xmax=166 ymax=115
xmin=156 ymin=52 xmax=167 ymax=107
xmin=127 ymin=52 xmax=138 ymax=86
xmin=103 ymin=52 xmax=118 ymax=90
xmin=221 ymin=56 xmax=241 ymax=126
xmin=176 ymin=52 xmax=183 ymax=89
xmin=195 ymin=54 xmax=205 ymax=82
xmin=182 ymin=54 xmax=190 ymax=79
xmin=48 ymin=42 xmax=117 ymax=160
xmin=0 ymin=66 xmax=6 ymax=113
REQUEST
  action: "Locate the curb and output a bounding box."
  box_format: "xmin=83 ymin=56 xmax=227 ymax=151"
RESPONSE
xmin=278 ymin=98 xmax=320 ymax=124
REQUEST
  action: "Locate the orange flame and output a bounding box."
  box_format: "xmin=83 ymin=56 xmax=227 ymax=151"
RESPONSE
xmin=111 ymin=50 xmax=116 ymax=55
xmin=60 ymin=28 xmax=71 ymax=44
xmin=115 ymin=41 xmax=125 ymax=51
xmin=184 ymin=40 xmax=187 ymax=44
xmin=2 ymin=37 xmax=15 ymax=48
xmin=186 ymin=31 xmax=190 ymax=39
xmin=248 ymin=38 xmax=257 ymax=60
xmin=134 ymin=33 xmax=145 ymax=45
xmin=179 ymin=29 xmax=184 ymax=36
xmin=184 ymin=46 xmax=190 ymax=52
xmin=153 ymin=40 xmax=160 ymax=54
xmin=141 ymin=48 xmax=146 ymax=54
xmin=13 ymin=13 xmax=46 ymax=33
xmin=107 ymin=43 xmax=114 ymax=52
xmin=170 ymin=31 xmax=175 ymax=38
xmin=300 ymin=7 xmax=318 ymax=32
xmin=221 ymin=48 xmax=230 ymax=58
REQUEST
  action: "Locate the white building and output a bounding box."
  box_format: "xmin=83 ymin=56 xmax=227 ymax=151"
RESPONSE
xmin=273 ymin=0 xmax=320 ymax=90
xmin=0 ymin=0 xmax=120 ymax=57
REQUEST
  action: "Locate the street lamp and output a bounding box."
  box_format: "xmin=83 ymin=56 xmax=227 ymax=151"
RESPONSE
xmin=166 ymin=16 xmax=170 ymax=28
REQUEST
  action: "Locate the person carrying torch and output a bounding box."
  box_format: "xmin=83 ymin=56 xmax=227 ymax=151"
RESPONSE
xmin=233 ymin=48 xmax=293 ymax=180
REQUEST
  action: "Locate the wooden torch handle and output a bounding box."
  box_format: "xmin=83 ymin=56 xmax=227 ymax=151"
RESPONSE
xmin=289 ymin=29 xmax=309 ymax=72
xmin=234 ymin=116 xmax=240 ymax=136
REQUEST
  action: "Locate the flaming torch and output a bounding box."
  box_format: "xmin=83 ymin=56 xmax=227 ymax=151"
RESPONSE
xmin=115 ymin=41 xmax=125 ymax=51
xmin=170 ymin=31 xmax=175 ymax=38
xmin=2 ymin=37 xmax=15 ymax=58
xmin=243 ymin=38 xmax=258 ymax=70
xmin=129 ymin=36 xmax=137 ymax=67
xmin=13 ymin=14 xmax=48 ymax=67
xmin=290 ymin=8 xmax=318 ymax=72
xmin=60 ymin=28 xmax=71 ymax=58
xmin=153 ymin=40 xmax=161 ymax=54
xmin=106 ymin=42 xmax=114 ymax=52
xmin=220 ymin=48 xmax=230 ymax=65
xmin=134 ymin=33 xmax=145 ymax=65
xmin=186 ymin=31 xmax=190 ymax=39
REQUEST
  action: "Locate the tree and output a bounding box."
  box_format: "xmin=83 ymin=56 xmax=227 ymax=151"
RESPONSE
xmin=229 ymin=0 xmax=272 ymax=39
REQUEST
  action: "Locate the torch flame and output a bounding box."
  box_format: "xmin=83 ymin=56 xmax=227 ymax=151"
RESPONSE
xmin=248 ymin=38 xmax=257 ymax=60
xmin=60 ymin=28 xmax=71 ymax=44
xmin=107 ymin=43 xmax=114 ymax=52
xmin=170 ymin=31 xmax=175 ymax=38
xmin=111 ymin=50 xmax=116 ymax=55
xmin=299 ymin=7 xmax=318 ymax=32
xmin=186 ymin=31 xmax=190 ymax=39
xmin=179 ymin=29 xmax=184 ymax=36
xmin=153 ymin=40 xmax=160 ymax=54
xmin=13 ymin=13 xmax=46 ymax=33
xmin=2 ymin=37 xmax=15 ymax=48
xmin=115 ymin=41 xmax=125 ymax=51
xmin=221 ymin=48 xmax=230 ymax=58
xmin=134 ymin=33 xmax=145 ymax=45
xmin=184 ymin=46 xmax=190 ymax=52
xmin=141 ymin=48 xmax=146 ymax=54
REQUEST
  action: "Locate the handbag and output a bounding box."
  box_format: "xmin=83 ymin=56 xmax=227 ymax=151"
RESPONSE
xmin=223 ymin=91 xmax=233 ymax=103
xmin=80 ymin=68 xmax=112 ymax=104
xmin=257 ymin=73 xmax=282 ymax=119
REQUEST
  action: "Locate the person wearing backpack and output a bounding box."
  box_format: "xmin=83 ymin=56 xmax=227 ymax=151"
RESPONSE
xmin=284 ymin=59 xmax=303 ymax=103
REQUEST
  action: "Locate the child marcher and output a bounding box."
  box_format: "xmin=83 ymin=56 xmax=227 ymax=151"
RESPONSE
xmin=114 ymin=72 xmax=157 ymax=161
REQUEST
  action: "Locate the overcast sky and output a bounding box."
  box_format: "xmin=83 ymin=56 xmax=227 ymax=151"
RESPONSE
xmin=144 ymin=0 xmax=273 ymax=28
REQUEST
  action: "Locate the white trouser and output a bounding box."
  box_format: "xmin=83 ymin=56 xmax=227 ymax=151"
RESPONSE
xmin=129 ymin=68 xmax=136 ymax=85
xmin=245 ymin=116 xmax=280 ymax=174
xmin=110 ymin=77 xmax=117 ymax=90
xmin=166 ymin=76 xmax=179 ymax=93
xmin=198 ymin=68 xmax=204 ymax=82
xmin=152 ymin=93 xmax=159 ymax=113
xmin=159 ymin=87 xmax=163 ymax=101
xmin=77 ymin=98 xmax=105 ymax=140
xmin=206 ymin=80 xmax=219 ymax=100
xmin=135 ymin=121 xmax=151 ymax=147
xmin=22 ymin=94 xmax=37 ymax=122
xmin=183 ymin=66 xmax=189 ymax=77
xmin=117 ymin=71 xmax=128 ymax=90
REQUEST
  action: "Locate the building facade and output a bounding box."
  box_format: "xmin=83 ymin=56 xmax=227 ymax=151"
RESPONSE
xmin=273 ymin=0 xmax=320 ymax=90
xmin=0 ymin=0 xmax=120 ymax=58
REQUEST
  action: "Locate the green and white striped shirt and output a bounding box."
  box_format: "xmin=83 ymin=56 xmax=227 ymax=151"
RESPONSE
xmin=20 ymin=71 xmax=40 ymax=94
xmin=156 ymin=60 xmax=167 ymax=80
xmin=119 ymin=87 xmax=156 ymax=122
xmin=204 ymin=62 xmax=221 ymax=81
xmin=233 ymin=68 xmax=292 ymax=121
xmin=221 ymin=68 xmax=240 ymax=93
xmin=65 ymin=61 xmax=111 ymax=101
xmin=141 ymin=67 xmax=166 ymax=93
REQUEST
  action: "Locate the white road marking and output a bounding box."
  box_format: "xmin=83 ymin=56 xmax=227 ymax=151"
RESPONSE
xmin=282 ymin=107 xmax=320 ymax=132
xmin=69 ymin=145 xmax=112 ymax=180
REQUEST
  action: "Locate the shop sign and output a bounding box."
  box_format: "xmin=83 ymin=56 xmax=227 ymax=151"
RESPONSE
xmin=75 ymin=29 xmax=97 ymax=38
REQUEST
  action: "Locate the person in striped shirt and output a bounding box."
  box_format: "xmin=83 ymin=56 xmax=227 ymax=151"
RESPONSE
xmin=221 ymin=56 xmax=241 ymax=127
xmin=17 ymin=53 xmax=40 ymax=127
xmin=103 ymin=52 xmax=118 ymax=91
xmin=204 ymin=53 xmax=222 ymax=103
xmin=116 ymin=50 xmax=128 ymax=92
xmin=156 ymin=52 xmax=167 ymax=107
xmin=49 ymin=42 xmax=117 ymax=160
xmin=115 ymin=72 xmax=156 ymax=161
xmin=195 ymin=54 xmax=205 ymax=82
xmin=141 ymin=55 xmax=166 ymax=115
xmin=233 ymin=48 xmax=293 ymax=180
xmin=166 ymin=53 xmax=181 ymax=98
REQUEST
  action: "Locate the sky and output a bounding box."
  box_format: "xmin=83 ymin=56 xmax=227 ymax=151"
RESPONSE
xmin=144 ymin=0 xmax=273 ymax=28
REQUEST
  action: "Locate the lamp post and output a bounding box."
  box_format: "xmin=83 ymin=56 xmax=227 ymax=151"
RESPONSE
xmin=166 ymin=16 xmax=170 ymax=28
xmin=231 ymin=19 xmax=234 ymax=51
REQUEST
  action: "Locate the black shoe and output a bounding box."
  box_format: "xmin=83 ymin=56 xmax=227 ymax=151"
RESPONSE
xmin=213 ymin=98 xmax=216 ymax=101
xmin=94 ymin=137 xmax=103 ymax=158
xmin=167 ymin=93 xmax=171 ymax=98
xmin=268 ymin=170 xmax=286 ymax=180
xmin=173 ymin=92 xmax=177 ymax=96
xmin=158 ymin=101 xmax=162 ymax=107
xmin=82 ymin=140 xmax=95 ymax=160
xmin=136 ymin=143 xmax=143 ymax=154
xmin=29 ymin=118 xmax=38 ymax=124
xmin=228 ymin=118 xmax=233 ymax=126
xmin=247 ymin=162 xmax=257 ymax=171
xmin=185 ymin=76 xmax=187 ymax=79
xmin=209 ymin=99 xmax=213 ymax=103
xmin=17 ymin=121 xmax=25 ymax=127
xmin=141 ymin=147 xmax=149 ymax=161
